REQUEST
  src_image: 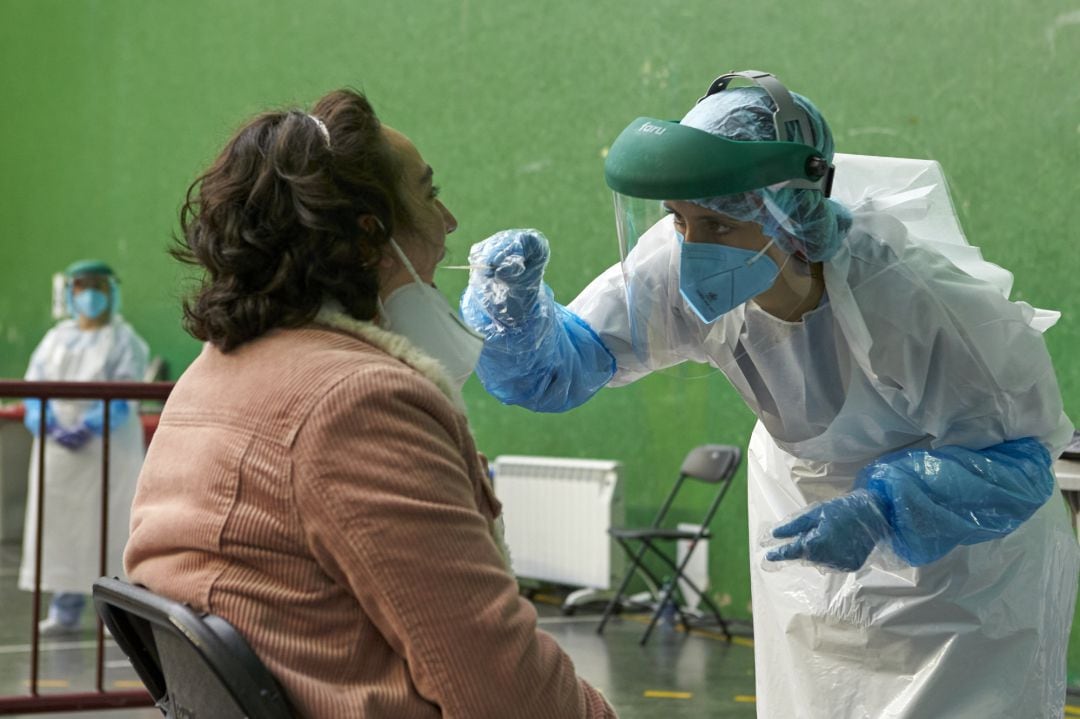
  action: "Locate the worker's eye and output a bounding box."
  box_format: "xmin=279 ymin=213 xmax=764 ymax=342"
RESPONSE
xmin=663 ymin=206 xmax=685 ymax=229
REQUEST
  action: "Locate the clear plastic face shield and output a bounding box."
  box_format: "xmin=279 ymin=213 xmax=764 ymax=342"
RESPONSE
xmin=604 ymin=71 xmax=833 ymax=370
xmin=61 ymin=260 xmax=120 ymax=321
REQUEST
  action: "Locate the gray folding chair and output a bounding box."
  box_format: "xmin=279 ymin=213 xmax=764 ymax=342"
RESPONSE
xmin=597 ymin=444 xmax=741 ymax=645
xmin=92 ymin=577 xmax=295 ymax=718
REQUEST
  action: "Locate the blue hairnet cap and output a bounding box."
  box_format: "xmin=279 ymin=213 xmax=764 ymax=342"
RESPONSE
xmin=65 ymin=259 xmax=115 ymax=278
xmin=680 ymin=86 xmax=851 ymax=262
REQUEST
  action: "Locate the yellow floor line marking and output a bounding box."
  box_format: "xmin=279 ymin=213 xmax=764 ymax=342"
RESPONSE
xmin=532 ymin=593 xmax=564 ymax=606
xmin=1063 ymin=705 xmax=1080 ymax=716
xmin=734 ymin=695 xmax=757 ymax=703
xmin=112 ymin=679 xmax=145 ymax=689
xmin=23 ymin=679 xmax=69 ymax=688
xmin=644 ymin=690 xmax=693 ymax=699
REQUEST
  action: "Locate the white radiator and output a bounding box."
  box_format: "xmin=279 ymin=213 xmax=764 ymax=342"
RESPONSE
xmin=492 ymin=455 xmax=624 ymax=590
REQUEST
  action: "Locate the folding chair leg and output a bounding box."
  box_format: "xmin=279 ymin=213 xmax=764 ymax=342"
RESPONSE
xmin=699 ymin=593 xmax=732 ymax=641
xmin=597 ymin=539 xmax=646 ymax=635
xmin=639 ymin=536 xmax=733 ymax=641
xmin=639 ymin=576 xmax=680 ymax=646
xmin=596 ymin=575 xmax=630 ymax=634
xmin=668 ymin=569 xmax=732 ymax=641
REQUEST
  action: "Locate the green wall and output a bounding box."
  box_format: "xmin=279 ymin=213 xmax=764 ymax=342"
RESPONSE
xmin=3 ymin=0 xmax=1079 ymax=676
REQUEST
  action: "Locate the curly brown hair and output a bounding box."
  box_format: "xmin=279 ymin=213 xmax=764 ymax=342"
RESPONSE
xmin=173 ymin=89 xmax=404 ymax=351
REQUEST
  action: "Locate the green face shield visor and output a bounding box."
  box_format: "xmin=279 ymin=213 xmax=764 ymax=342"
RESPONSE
xmin=64 ymin=258 xmax=115 ymax=279
xmin=604 ymin=117 xmax=833 ymax=266
xmin=605 ymin=116 xmax=832 ymax=200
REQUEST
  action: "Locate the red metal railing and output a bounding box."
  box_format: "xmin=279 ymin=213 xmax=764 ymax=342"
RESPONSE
xmin=0 ymin=380 xmax=173 ymax=715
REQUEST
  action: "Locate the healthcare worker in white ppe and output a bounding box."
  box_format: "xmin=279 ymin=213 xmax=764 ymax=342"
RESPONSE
xmin=21 ymin=259 xmax=149 ymax=636
xmin=461 ymin=71 xmax=1079 ymax=717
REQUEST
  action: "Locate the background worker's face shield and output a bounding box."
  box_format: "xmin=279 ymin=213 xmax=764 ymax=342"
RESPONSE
xmin=60 ymin=259 xmax=121 ymax=320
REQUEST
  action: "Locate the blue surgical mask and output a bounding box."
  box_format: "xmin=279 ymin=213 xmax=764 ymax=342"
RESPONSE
xmin=677 ymin=231 xmax=780 ymax=324
xmin=72 ymin=288 xmax=110 ymax=320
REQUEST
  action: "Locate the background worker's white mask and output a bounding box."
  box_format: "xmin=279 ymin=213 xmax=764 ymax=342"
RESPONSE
xmin=380 ymin=240 xmax=484 ymax=390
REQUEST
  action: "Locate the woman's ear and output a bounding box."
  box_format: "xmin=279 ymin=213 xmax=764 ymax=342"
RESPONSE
xmin=357 ymin=214 xmax=382 ymax=235
xmin=358 ymin=213 xmax=400 ymax=274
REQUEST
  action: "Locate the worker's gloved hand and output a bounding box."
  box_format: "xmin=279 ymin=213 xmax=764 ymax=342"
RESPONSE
xmin=22 ymin=400 xmax=56 ymax=436
xmin=854 ymin=437 xmax=1053 ymax=566
xmin=83 ymin=399 xmax=131 ymax=434
xmin=464 ymin=229 xmax=549 ymax=328
xmin=766 ymin=489 xmax=890 ymax=572
xmin=48 ymin=424 xmax=92 ymax=451
xmin=460 ymin=229 xmax=615 ymax=413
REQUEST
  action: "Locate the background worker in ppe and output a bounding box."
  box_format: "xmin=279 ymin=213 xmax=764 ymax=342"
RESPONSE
xmin=20 ymin=259 xmax=149 ymax=636
xmin=461 ymin=71 xmax=1079 ymax=717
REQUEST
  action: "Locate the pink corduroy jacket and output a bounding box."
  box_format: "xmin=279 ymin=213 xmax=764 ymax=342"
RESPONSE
xmin=125 ymin=310 xmax=616 ymax=719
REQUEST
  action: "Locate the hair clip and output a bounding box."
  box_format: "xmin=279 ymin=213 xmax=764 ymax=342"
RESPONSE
xmin=308 ymin=114 xmax=330 ymax=148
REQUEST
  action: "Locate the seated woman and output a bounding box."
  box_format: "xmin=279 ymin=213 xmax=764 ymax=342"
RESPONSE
xmin=124 ymin=88 xmax=616 ymax=719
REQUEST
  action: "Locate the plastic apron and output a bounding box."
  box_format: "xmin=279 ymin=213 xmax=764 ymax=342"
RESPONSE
xmin=19 ymin=318 xmax=148 ymax=594
xmin=570 ymin=154 xmax=1079 ymax=718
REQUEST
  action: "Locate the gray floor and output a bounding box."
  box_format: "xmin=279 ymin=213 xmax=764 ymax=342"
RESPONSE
xmin=532 ymin=603 xmax=758 ymax=717
xmin=0 ymin=542 xmax=757 ymax=718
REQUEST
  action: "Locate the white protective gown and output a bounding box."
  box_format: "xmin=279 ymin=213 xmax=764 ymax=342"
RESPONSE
xmin=569 ymin=154 xmax=1080 ymax=718
xmin=19 ymin=316 xmax=149 ymax=594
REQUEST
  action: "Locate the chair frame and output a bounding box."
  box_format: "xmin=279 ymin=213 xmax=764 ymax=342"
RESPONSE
xmin=597 ymin=444 xmax=741 ymax=645
xmin=92 ymin=577 xmax=295 ymax=718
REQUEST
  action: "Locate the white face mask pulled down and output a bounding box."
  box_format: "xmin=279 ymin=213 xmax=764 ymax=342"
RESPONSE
xmin=379 ymin=239 xmax=484 ymax=391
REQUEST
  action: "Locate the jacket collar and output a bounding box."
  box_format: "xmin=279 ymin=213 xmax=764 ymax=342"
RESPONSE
xmin=312 ymin=305 xmax=466 ymax=413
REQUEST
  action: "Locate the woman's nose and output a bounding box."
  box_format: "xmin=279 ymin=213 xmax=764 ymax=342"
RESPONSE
xmin=439 ymin=201 xmax=458 ymax=235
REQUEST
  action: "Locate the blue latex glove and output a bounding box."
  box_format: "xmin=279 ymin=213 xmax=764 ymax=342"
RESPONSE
xmin=460 ymin=229 xmax=616 ymax=412
xmin=767 ymin=489 xmax=890 ymax=572
xmin=768 ymin=437 xmax=1056 ymax=572
xmin=48 ymin=424 xmax=92 ymax=451
xmin=855 ymin=436 xmax=1054 ymax=566
xmin=83 ymin=399 xmax=131 ymax=434
xmin=23 ymin=400 xmax=56 ymax=436
xmin=465 ymin=228 xmax=550 ymax=327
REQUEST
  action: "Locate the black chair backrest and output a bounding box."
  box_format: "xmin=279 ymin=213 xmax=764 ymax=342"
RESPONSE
xmin=649 ymin=444 xmax=741 ymax=530
xmin=92 ymin=577 xmax=295 ymax=719
xmin=680 ymin=444 xmax=741 ymax=483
